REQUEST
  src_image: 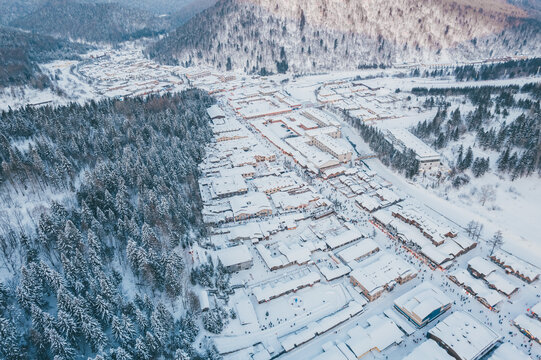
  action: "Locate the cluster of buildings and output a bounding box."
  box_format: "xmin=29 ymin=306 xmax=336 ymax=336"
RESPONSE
xmin=178 ymin=70 xmax=541 ymax=360
xmin=373 ymin=205 xmax=476 ymax=269
xmin=316 ymin=80 xmax=400 ymax=121
xmin=77 ymin=48 xmax=187 ymax=98
xmin=323 ymin=166 xmax=404 ymax=211
xmin=446 ymin=251 xmax=537 ymax=312
xmin=248 ymin=108 xmax=354 ymax=176
xmin=490 ymin=249 xmax=540 ymax=284
xmin=200 ymin=105 xmax=339 ymax=225
xmin=193 ymin=98 xmax=434 ymax=358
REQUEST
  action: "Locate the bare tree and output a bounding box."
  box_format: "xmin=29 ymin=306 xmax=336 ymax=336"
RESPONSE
xmin=473 ymin=223 xmax=484 ymax=241
xmin=465 ymin=220 xmax=483 ymax=241
xmin=488 ymin=230 xmax=504 ymax=256
xmin=478 ymin=185 xmax=496 ymax=206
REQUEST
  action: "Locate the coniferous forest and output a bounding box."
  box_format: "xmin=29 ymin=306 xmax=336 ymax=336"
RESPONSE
xmin=0 ymin=90 xmax=223 ymax=360
xmin=411 ymin=83 xmax=541 ymax=186
xmin=342 ymin=111 xmax=420 ymax=178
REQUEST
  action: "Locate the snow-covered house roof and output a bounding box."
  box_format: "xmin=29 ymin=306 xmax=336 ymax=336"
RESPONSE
xmin=404 ymin=339 xmax=454 ymax=360
xmin=421 ymin=246 xmax=453 ymax=266
xmin=301 ymin=108 xmax=341 ymax=128
xmin=210 ymin=174 xmax=248 ymax=199
xmin=393 ymin=281 xmax=451 ymax=326
xmin=349 ymin=253 xmax=417 ymax=297
xmin=485 ymin=272 xmax=518 ymax=296
xmin=325 ymin=223 xmax=364 ymax=249
xmin=355 ymin=194 xmax=382 ymax=212
xmin=219 ymin=165 xmax=256 ymax=178
xmin=514 ymin=314 xmax=541 ymax=342
xmin=345 ymin=316 xmax=404 ymax=357
xmin=491 ymin=250 xmax=540 ymax=282
xmin=488 ymin=343 xmax=531 ymax=360
xmin=428 ymin=312 xmax=501 ymax=360
xmin=386 ymin=128 xmax=441 ymax=162
xmin=229 ymin=192 xmax=272 ymax=218
xmin=337 ymin=238 xmax=379 ymax=263
xmin=207 ymin=104 xmax=225 ymax=119
xmin=234 ymin=297 xmax=258 ymax=326
xmin=252 ymin=174 xmax=299 ymax=193
xmin=252 ymin=271 xmax=320 ymax=303
xmin=199 ymin=290 xmax=210 ymax=311
xmin=217 ymin=244 xmax=253 ymax=269
xmin=468 ymin=257 xmax=499 ymax=277
xmin=313 ymin=134 xmax=351 ymax=157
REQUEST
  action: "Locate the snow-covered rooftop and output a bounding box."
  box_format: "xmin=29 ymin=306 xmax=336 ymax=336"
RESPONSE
xmin=325 ymin=223 xmax=364 ymax=249
xmin=337 ymin=238 xmax=379 ymax=263
xmin=514 ymin=314 xmax=541 ymax=342
xmin=344 ymin=315 xmax=404 ymax=357
xmin=217 ymin=244 xmax=253 ymax=269
xmin=229 ymin=192 xmax=272 ymax=218
xmin=394 ymin=281 xmax=451 ymax=326
xmin=252 ymin=271 xmax=320 ymax=303
xmin=403 ymin=339 xmax=454 ymax=360
xmin=428 ymin=312 xmax=501 ymax=360
xmin=488 ymin=343 xmax=531 ymax=360
xmin=468 ymin=256 xmax=499 ymax=277
xmin=207 ymin=104 xmax=225 ymax=119
xmin=349 ymin=253 xmax=417 ymax=296
xmin=387 ymin=128 xmax=441 ymax=161
xmin=210 ymin=174 xmax=248 ymax=199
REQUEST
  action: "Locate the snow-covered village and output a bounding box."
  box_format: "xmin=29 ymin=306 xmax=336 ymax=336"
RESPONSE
xmin=0 ymin=1 xmax=540 ymax=359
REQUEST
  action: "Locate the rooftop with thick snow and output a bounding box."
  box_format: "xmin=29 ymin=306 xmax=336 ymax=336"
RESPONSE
xmin=393 ymin=281 xmax=452 ymax=327
xmin=428 ymin=311 xmax=501 ymax=360
xmin=403 ymin=339 xmax=454 ymax=360
xmin=216 ymin=244 xmax=253 ymax=269
xmin=387 ymin=128 xmax=441 ymax=161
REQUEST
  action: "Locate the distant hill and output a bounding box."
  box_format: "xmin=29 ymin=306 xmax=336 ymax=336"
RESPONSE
xmin=507 ymin=0 xmax=541 ymax=19
xmin=10 ymin=1 xmax=170 ymax=43
xmin=112 ymin=0 xmax=207 ymax=15
xmin=171 ymin=0 xmax=219 ymax=27
xmin=0 ymin=26 xmax=91 ymax=88
xmin=146 ymin=0 xmax=541 ymax=73
xmin=0 ymin=0 xmax=44 ymax=25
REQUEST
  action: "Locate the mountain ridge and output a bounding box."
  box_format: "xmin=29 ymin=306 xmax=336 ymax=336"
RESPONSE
xmin=0 ymin=25 xmax=91 ymax=88
xmin=146 ymin=0 xmax=541 ymax=73
xmin=10 ymin=1 xmax=170 ymax=43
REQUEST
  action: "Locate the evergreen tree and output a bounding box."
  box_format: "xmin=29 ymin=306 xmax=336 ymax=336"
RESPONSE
xmin=459 ymin=147 xmax=473 ymax=171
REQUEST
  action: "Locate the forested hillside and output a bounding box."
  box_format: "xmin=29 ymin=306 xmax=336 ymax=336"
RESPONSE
xmin=0 ymin=0 xmax=42 ymax=25
xmin=411 ymin=83 xmax=541 ymax=185
xmin=0 ymin=26 xmax=91 ymax=88
xmin=0 ymin=91 xmax=221 ymax=359
xmin=171 ymin=0 xmax=219 ymax=27
xmin=146 ymin=0 xmax=541 ymax=73
xmin=507 ymin=0 xmax=541 ymax=19
xmin=10 ymin=1 xmax=170 ymax=43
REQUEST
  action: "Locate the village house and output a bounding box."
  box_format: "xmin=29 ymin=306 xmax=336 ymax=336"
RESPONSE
xmin=428 ymin=312 xmax=501 ymax=360
xmin=229 ymin=192 xmax=273 ymax=221
xmin=217 ymin=244 xmax=254 ymax=272
xmin=349 ymin=253 xmax=417 ymax=301
xmin=393 ymin=282 xmax=452 ymax=328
